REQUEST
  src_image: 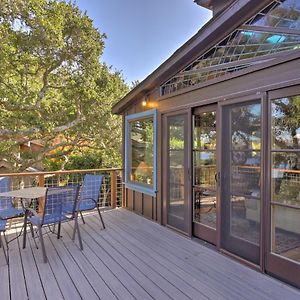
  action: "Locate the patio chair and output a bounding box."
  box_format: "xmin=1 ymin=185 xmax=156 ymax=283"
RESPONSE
xmin=23 ymin=185 xmax=82 ymax=263
xmin=74 ymin=174 xmax=105 ymax=229
xmin=0 ymin=219 xmax=8 ymax=264
xmin=0 ymin=177 xmax=24 ymax=220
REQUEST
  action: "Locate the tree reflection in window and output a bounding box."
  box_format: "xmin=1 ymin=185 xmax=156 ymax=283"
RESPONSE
xmin=130 ymin=119 xmax=154 ymax=185
xmin=272 ymin=96 xmax=300 ymax=149
xmin=271 ymin=95 xmax=300 ymax=207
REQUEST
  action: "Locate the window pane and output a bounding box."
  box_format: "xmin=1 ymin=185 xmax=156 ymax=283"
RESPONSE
xmin=130 ymin=119 xmax=154 ymax=185
xmin=193 ymin=151 xmax=217 ymax=228
xmin=168 ymin=116 xmax=185 ymax=219
xmin=231 ymin=151 xmax=261 ymax=197
xmin=169 ymin=118 xmax=185 ymax=150
xmin=229 ymin=102 xmax=261 ymax=245
xmin=272 ymin=152 xmax=300 ymax=207
xmin=194 ymin=112 xmax=216 ymax=150
xmin=231 ymin=103 xmax=261 ymax=150
xmin=272 ymin=96 xmax=300 ymax=149
xmin=193 ymin=151 xmax=216 ymax=186
xmin=271 ymin=205 xmax=300 ymax=263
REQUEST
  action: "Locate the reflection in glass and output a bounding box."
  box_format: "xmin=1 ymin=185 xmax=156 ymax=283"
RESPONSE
xmin=272 ymin=153 xmax=300 ymax=206
xmin=130 ymin=119 xmax=154 ymax=185
xmin=194 ymin=113 xmax=216 ymax=150
xmin=249 ymin=0 xmax=300 ymax=29
xmin=231 ymin=104 xmax=261 ymax=150
xmin=272 ymin=96 xmax=300 ymax=149
xmin=231 ymin=152 xmax=261 ymax=198
xmin=272 ymin=205 xmax=300 ymax=263
xmin=193 ymin=112 xmax=217 ymax=228
xmin=194 ymin=152 xmax=216 ymax=186
xmin=229 ymin=102 xmax=261 ymax=245
xmin=168 ymin=116 xmax=185 ymax=219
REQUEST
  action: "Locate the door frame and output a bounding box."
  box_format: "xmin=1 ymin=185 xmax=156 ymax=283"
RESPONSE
xmin=192 ymin=104 xmax=218 ymax=245
xmin=265 ymin=84 xmax=300 ymax=287
xmin=162 ymin=108 xmax=192 ymax=236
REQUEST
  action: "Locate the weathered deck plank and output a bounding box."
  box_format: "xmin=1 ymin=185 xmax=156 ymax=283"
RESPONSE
xmin=62 ymin=224 xmax=135 ymax=300
xmin=110 ymin=209 xmax=300 ymax=300
xmin=9 ymin=226 xmax=28 ymax=300
xmin=85 ymin=215 xmax=192 ymax=300
xmin=1 ymin=208 xmax=300 ymax=300
xmin=80 ymin=218 xmax=170 ymax=300
xmin=27 ymin=232 xmax=64 ymax=300
xmin=0 ymin=234 xmax=10 ymax=300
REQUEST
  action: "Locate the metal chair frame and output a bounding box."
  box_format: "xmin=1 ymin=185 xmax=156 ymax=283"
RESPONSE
xmin=23 ymin=186 xmax=82 ymax=263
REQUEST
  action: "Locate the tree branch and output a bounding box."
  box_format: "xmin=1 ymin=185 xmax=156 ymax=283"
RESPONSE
xmin=0 ymin=108 xmax=83 ymax=140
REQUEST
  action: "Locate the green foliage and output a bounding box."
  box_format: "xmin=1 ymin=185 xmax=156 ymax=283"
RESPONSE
xmin=0 ymin=0 xmax=129 ymax=171
xmin=64 ymin=152 xmax=103 ymax=170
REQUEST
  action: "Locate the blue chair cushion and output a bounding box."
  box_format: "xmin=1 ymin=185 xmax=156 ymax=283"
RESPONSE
xmin=0 ymin=219 xmax=6 ymax=232
xmin=0 ymin=207 xmax=24 ymax=219
xmin=78 ymin=200 xmax=97 ymax=211
xmin=62 ymin=203 xmax=75 ymax=214
xmin=29 ymin=213 xmax=69 ymax=226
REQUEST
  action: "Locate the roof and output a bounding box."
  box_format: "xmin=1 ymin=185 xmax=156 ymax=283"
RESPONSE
xmin=194 ymin=0 xmax=235 ymax=14
xmin=112 ymin=0 xmax=274 ymax=114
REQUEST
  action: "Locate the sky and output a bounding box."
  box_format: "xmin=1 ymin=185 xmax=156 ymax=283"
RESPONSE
xmin=75 ymin=0 xmax=212 ymax=85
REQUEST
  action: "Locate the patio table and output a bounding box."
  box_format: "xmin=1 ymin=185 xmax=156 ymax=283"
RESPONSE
xmin=0 ymin=187 xmax=47 ymax=199
xmin=0 ymin=187 xmax=47 ymax=243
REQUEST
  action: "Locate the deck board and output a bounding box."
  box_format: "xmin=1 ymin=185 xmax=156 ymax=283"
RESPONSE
xmin=86 ymin=216 xmax=192 ymax=300
xmin=110 ymin=209 xmax=299 ymax=300
xmin=1 ymin=208 xmax=300 ymax=300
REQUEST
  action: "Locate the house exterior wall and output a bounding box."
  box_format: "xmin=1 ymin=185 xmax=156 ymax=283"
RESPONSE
xmin=122 ymin=54 xmax=300 ymax=226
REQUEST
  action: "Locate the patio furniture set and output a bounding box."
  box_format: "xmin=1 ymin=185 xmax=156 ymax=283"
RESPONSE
xmin=0 ymin=174 xmax=105 ymax=264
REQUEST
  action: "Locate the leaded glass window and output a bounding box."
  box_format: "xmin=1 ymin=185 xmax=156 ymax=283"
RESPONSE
xmin=161 ymin=0 xmax=300 ymax=96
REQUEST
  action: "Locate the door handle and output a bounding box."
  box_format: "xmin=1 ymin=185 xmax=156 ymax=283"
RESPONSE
xmin=214 ymin=172 xmax=220 ymax=185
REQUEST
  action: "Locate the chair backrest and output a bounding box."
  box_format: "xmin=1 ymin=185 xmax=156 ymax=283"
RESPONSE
xmin=42 ymin=185 xmax=79 ymax=224
xmin=0 ymin=177 xmax=13 ymax=210
xmin=78 ymin=174 xmax=103 ymax=210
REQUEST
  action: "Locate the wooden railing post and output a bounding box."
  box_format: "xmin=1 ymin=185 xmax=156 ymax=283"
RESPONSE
xmin=38 ymin=174 xmax=45 ymax=187
xmin=122 ymin=184 xmax=126 ymax=208
xmin=38 ymin=174 xmax=45 ymax=214
xmin=111 ymin=170 xmax=117 ymax=209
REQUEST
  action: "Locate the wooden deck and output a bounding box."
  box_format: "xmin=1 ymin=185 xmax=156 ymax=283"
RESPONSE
xmin=1 ymin=208 xmax=300 ymax=300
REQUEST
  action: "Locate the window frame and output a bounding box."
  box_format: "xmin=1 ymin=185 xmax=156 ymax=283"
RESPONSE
xmin=125 ymin=109 xmax=157 ymax=196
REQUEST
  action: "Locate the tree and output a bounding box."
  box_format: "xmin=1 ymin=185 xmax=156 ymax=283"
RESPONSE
xmin=0 ymin=0 xmax=128 ymax=171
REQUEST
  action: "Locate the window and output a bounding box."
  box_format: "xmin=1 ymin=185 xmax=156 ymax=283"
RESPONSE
xmin=160 ymin=0 xmax=300 ymax=95
xmin=125 ymin=109 xmax=157 ymax=195
xmin=270 ymin=94 xmax=300 ymax=262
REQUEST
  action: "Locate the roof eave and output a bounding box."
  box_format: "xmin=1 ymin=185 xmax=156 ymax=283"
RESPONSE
xmin=112 ymin=0 xmax=273 ymax=115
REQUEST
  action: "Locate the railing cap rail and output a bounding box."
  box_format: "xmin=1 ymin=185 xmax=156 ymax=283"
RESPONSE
xmin=0 ymin=168 xmax=123 ymax=177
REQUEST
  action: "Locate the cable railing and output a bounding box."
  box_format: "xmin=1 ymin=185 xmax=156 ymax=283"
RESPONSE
xmin=0 ymin=168 xmax=124 ymax=209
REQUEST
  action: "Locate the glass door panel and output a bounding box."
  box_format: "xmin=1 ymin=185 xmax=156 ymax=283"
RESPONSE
xmin=266 ymin=92 xmax=300 ymax=288
xmin=166 ymin=113 xmax=189 ymax=234
xmin=221 ymin=100 xmax=261 ymax=264
xmin=193 ymin=108 xmax=217 ymax=244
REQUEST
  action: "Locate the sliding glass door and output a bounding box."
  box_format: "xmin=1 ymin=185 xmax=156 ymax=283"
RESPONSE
xmin=221 ymin=100 xmax=262 ymax=264
xmin=193 ymin=105 xmax=217 ymax=244
xmin=164 ymin=112 xmax=190 ymax=234
xmin=266 ymin=86 xmax=300 ymax=288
